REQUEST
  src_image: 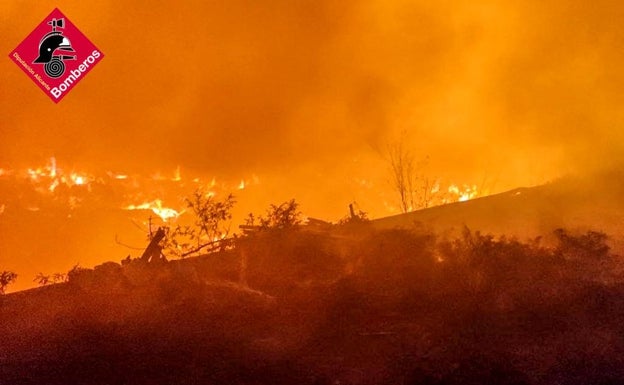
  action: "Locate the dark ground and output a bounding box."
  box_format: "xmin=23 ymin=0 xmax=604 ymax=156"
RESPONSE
xmin=3 ymin=226 xmax=624 ymax=385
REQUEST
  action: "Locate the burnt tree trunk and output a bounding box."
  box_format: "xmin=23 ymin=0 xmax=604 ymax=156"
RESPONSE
xmin=140 ymin=227 xmax=166 ymax=263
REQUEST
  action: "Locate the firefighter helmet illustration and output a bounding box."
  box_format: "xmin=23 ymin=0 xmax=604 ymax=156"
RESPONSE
xmin=33 ymin=18 xmax=76 ymax=78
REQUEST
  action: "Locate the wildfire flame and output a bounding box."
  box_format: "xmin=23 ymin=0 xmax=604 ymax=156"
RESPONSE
xmin=21 ymin=158 xmax=92 ymax=188
xmin=0 ymin=158 xmax=485 ymax=222
xmin=70 ymin=173 xmax=87 ymax=186
xmin=448 ymin=184 xmax=478 ymax=202
xmin=173 ymin=166 xmax=181 ymax=182
xmin=124 ymin=200 xmax=180 ymax=221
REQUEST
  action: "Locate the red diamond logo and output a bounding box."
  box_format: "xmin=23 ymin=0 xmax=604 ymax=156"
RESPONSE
xmin=9 ymin=8 xmax=104 ymax=103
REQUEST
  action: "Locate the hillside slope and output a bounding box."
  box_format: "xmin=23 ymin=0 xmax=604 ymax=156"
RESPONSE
xmin=372 ymin=170 xmax=624 ymax=243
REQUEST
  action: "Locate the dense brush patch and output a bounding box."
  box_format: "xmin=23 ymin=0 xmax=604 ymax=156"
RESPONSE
xmin=1 ymin=226 xmax=623 ymax=385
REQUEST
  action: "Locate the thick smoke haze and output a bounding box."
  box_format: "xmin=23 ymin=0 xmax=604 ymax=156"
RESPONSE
xmin=2 ymin=0 xmax=624 ymax=216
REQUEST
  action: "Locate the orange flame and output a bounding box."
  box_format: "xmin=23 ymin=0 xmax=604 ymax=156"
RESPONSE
xmin=124 ymin=200 xmax=180 ymax=221
xmin=448 ymin=184 xmax=478 ymax=202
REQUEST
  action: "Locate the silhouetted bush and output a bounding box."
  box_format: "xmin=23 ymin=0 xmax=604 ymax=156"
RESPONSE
xmin=249 ymin=199 xmax=303 ymax=230
xmin=240 ymin=229 xmax=344 ymax=292
xmin=554 ymin=228 xmax=610 ymax=260
xmin=164 ymin=190 xmax=236 ymax=257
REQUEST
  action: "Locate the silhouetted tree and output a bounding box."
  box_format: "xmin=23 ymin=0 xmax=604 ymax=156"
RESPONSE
xmin=388 ymin=139 xmax=418 ymax=212
xmin=387 ymin=137 xmax=445 ymax=212
xmin=0 ymin=270 xmax=17 ymax=294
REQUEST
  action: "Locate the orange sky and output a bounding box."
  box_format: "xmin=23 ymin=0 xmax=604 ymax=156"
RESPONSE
xmin=2 ymin=0 xmax=624 ymax=219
